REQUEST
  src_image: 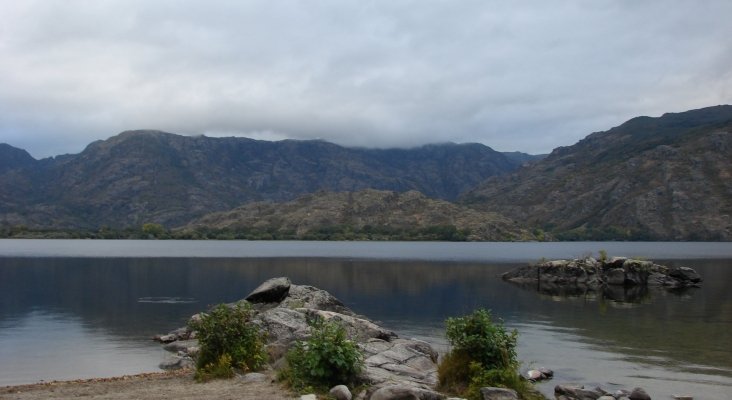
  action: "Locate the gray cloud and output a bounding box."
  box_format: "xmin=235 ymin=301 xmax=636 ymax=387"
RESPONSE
xmin=1 ymin=0 xmax=731 ymax=158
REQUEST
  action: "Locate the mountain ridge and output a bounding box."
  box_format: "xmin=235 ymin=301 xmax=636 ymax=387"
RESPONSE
xmin=0 ymin=131 xmax=531 ymax=229
xmin=463 ymin=105 xmax=732 ymax=240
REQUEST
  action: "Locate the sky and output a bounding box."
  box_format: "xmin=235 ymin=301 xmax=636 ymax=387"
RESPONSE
xmin=1 ymin=1 xmax=731 ymax=159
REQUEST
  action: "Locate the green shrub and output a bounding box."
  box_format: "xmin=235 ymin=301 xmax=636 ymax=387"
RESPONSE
xmin=445 ymin=308 xmax=517 ymax=371
xmin=281 ymin=318 xmax=363 ymax=392
xmin=598 ymin=249 xmax=608 ymax=262
xmin=439 ymin=309 xmax=540 ymax=400
xmin=188 ymin=302 xmax=267 ymax=381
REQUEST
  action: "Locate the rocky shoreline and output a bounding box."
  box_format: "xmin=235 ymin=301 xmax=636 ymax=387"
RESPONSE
xmin=153 ymin=276 xmax=694 ymax=400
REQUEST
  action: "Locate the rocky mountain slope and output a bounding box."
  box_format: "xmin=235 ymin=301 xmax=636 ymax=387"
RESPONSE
xmin=463 ymin=105 xmax=732 ymax=240
xmin=180 ymin=189 xmax=536 ymax=241
xmin=0 ymin=131 xmax=527 ymax=229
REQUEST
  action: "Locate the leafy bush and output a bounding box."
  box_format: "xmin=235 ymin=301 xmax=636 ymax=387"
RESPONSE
xmin=439 ymin=309 xmax=541 ymax=400
xmin=445 ymin=308 xmax=517 ymax=371
xmin=188 ymin=302 xmax=267 ymax=381
xmin=282 ymin=318 xmax=363 ymax=392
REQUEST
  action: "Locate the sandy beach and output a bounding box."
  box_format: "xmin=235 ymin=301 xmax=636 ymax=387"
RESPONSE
xmin=0 ymin=369 xmax=295 ymax=400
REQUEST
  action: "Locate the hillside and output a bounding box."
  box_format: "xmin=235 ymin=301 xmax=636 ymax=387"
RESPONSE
xmin=0 ymin=131 xmax=526 ymax=229
xmin=463 ymin=105 xmax=732 ymax=240
xmin=179 ymin=189 xmax=538 ymax=241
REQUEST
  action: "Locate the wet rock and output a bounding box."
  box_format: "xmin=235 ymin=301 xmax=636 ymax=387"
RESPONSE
xmin=480 ymin=387 xmax=518 ymax=399
xmin=668 ymin=266 xmax=702 ymax=284
xmin=628 ymin=387 xmax=651 ymax=400
xmin=605 ymin=268 xmax=625 ymax=285
xmin=246 ymin=277 xmax=291 ymax=303
xmin=538 ymin=367 xmax=553 ymax=378
xmin=329 ymin=384 xmax=352 ymax=400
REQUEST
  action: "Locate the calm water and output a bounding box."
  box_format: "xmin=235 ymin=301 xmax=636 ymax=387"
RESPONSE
xmin=1 ymin=240 xmax=731 ymax=399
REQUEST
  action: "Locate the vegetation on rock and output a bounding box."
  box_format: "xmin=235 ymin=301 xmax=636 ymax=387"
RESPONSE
xmin=188 ymin=303 xmax=267 ymax=382
xmin=438 ymin=309 xmax=542 ymax=400
xmin=280 ymin=318 xmax=364 ymax=393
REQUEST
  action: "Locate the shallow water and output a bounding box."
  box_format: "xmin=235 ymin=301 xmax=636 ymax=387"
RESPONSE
xmin=1 ymin=241 xmax=731 ymax=399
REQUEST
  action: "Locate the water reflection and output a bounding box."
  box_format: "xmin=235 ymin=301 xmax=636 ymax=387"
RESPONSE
xmin=1 ymin=257 xmax=731 ymax=398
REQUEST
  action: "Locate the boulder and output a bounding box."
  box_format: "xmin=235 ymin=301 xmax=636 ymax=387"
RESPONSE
xmin=538 ymin=367 xmax=553 ymax=378
xmin=628 ymin=387 xmax=651 ymax=400
xmin=245 ymin=277 xmax=291 ymax=303
xmin=240 ymin=372 xmax=268 ymax=383
xmin=479 ymin=387 xmax=519 ymax=400
xmin=525 ymin=370 xmax=543 ymax=380
xmin=668 ymin=266 xmax=702 ymax=284
xmin=554 ymin=384 xmax=604 ymax=400
xmin=604 ymin=268 xmax=625 ymax=285
xmin=330 ymin=384 xmax=353 ymax=400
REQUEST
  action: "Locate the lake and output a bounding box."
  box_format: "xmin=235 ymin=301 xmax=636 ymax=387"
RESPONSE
xmin=1 ymin=240 xmax=731 ymax=399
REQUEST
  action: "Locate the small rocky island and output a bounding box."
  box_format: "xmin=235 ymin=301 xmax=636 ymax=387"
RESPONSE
xmin=502 ymin=256 xmax=702 ymax=300
xmin=154 ymin=276 xmax=679 ymax=400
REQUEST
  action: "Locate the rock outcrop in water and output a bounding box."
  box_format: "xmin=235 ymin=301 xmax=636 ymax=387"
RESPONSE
xmin=156 ymin=277 xmax=448 ymax=399
xmin=502 ymin=257 xmax=702 ymax=301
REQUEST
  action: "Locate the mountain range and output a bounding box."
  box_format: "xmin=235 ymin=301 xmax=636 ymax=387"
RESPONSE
xmin=0 ymin=132 xmax=535 ymax=229
xmin=1 ymin=105 xmax=730 ymax=241
xmin=463 ymin=105 xmax=732 ymax=240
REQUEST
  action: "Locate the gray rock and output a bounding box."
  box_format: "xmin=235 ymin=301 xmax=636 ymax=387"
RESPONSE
xmin=163 ymin=339 xmax=198 ymax=353
xmin=158 ymin=356 xmax=193 ymax=370
xmin=480 ymin=387 xmax=519 ymax=400
xmin=538 ymin=367 xmax=553 ymax=377
xmin=671 ymin=396 xmax=693 ymax=400
xmin=554 ymin=384 xmax=603 ymax=400
xmin=256 ymin=307 xmax=309 ymax=345
xmin=628 ymin=387 xmax=651 ymax=400
xmin=605 ymin=268 xmax=625 ymax=285
xmin=240 ymin=372 xmax=268 ymax=383
xmin=330 ymin=384 xmax=353 ymax=400
xmin=300 ymin=395 xmax=317 ymax=400
xmin=525 ymin=369 xmax=543 ymax=380
xmin=303 ymin=309 xmax=397 ymax=341
xmin=668 ymin=266 xmax=702 ymax=284
xmin=597 ymin=396 xmax=615 ymax=400
xmin=282 ymin=284 xmax=354 ymax=315
xmin=369 ymin=384 xmax=444 ymax=400
xmin=246 ymin=277 xmax=291 ymax=303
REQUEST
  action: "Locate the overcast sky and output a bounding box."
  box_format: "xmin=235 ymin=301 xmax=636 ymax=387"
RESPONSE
xmin=1 ymin=1 xmax=731 ymax=158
